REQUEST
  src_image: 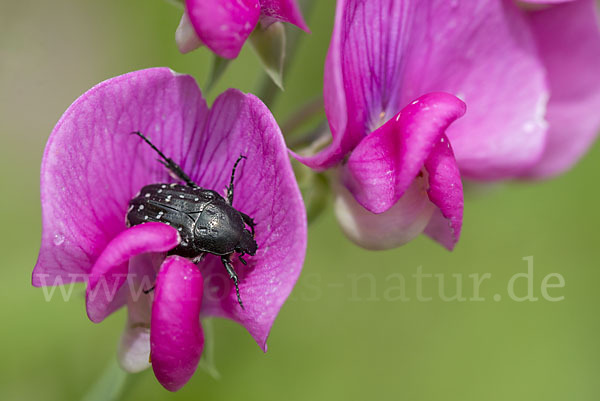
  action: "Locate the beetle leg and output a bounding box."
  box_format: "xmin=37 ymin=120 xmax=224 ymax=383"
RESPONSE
xmin=238 ymin=253 xmax=247 ymax=265
xmin=221 ymin=256 xmax=244 ymax=309
xmin=131 ymin=131 xmax=198 ymax=188
xmin=240 ymin=212 xmax=256 ymax=236
xmin=192 ymin=253 xmax=206 ymax=264
xmin=227 ymin=155 xmax=247 ymax=205
xmin=143 ymin=285 xmax=155 ymax=294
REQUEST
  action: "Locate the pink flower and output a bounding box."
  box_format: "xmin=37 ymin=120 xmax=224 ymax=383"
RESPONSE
xmin=297 ymin=0 xmax=600 ymax=250
xmin=176 ymin=0 xmax=309 ymax=58
xmin=32 ymin=68 xmax=306 ymax=391
xmin=519 ymin=0 xmax=600 ymax=178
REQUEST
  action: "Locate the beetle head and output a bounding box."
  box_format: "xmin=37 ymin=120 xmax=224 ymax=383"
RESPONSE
xmin=238 ymin=229 xmax=257 ymax=256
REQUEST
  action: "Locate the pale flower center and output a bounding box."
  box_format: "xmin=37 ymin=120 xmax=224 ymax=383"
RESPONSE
xmin=334 ymin=172 xmax=435 ymax=250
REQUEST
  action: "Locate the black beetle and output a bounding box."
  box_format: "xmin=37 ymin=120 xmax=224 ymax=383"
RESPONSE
xmin=126 ymin=131 xmax=257 ymax=309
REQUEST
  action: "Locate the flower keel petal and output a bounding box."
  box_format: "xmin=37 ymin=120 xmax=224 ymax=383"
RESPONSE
xmin=346 ymin=93 xmax=466 ymax=214
xmin=151 ymin=256 xmax=204 ymax=392
xmin=423 ymin=135 xmax=464 ymax=250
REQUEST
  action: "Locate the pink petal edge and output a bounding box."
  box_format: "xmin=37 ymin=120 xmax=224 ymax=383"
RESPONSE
xmin=260 ymin=0 xmax=310 ymax=32
xmin=85 ymin=223 xmax=180 ymax=323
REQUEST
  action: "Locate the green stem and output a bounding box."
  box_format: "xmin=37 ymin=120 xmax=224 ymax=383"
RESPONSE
xmin=280 ymin=95 xmax=324 ymax=135
xmin=80 ymin=358 xmax=139 ymax=401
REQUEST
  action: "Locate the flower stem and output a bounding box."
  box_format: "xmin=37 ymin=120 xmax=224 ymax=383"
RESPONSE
xmin=280 ymin=95 xmax=324 ymax=136
xmin=80 ymin=358 xmax=139 ymax=401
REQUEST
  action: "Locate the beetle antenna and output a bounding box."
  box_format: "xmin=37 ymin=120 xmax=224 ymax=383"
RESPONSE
xmin=227 ymin=155 xmax=247 ymax=205
xmin=131 ymin=131 xmax=197 ymax=187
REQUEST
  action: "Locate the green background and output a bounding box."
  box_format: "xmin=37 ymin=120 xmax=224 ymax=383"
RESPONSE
xmin=1 ymin=1 xmax=599 ymax=400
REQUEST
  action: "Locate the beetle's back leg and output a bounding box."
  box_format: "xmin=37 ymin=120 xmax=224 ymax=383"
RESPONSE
xmin=131 ymin=131 xmax=197 ymax=188
xmin=221 ymin=256 xmax=244 ymax=309
xmin=227 ymin=155 xmax=247 ymax=205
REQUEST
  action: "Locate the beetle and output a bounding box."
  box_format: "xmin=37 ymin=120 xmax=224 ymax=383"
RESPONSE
xmin=126 ymin=131 xmax=257 ymax=309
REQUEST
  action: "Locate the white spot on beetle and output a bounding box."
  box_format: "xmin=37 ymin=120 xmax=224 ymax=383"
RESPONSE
xmin=144 ymin=193 xmax=150 ymax=198
xmin=138 ymin=205 xmax=144 ymax=211
xmin=157 ymin=189 xmax=163 ymax=194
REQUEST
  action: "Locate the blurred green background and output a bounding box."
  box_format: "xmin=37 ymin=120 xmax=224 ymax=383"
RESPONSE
xmin=1 ymin=1 xmax=599 ymax=400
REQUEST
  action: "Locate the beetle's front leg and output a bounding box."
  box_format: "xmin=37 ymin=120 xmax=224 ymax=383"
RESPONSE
xmin=240 ymin=212 xmax=256 ymax=236
xmin=221 ymin=255 xmax=244 ymax=309
xmin=192 ymin=253 xmax=206 ymax=264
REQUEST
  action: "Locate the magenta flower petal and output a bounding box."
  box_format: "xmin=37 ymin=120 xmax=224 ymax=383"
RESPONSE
xmin=260 ymin=0 xmax=309 ymax=31
xmin=423 ymin=135 xmax=463 ymax=250
xmin=304 ymin=0 xmax=548 ymax=179
xmin=520 ymin=0 xmax=574 ymax=3
xmin=185 ymin=0 xmax=261 ymax=59
xmin=345 ymin=93 xmax=466 ymax=214
xmin=32 ymin=68 xmax=209 ymax=289
xmin=521 ymin=0 xmax=600 ymax=178
xmin=419 ymin=0 xmax=548 ymax=179
xmin=85 ymin=223 xmax=179 ymax=323
xmin=151 ymin=256 xmax=204 ymax=392
xmin=182 ymin=90 xmax=307 ymax=351
xmin=34 ymin=68 xmax=306 ymax=389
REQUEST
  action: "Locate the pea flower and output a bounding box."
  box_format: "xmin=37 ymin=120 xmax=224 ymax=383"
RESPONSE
xmin=297 ymin=0 xmax=600 ymax=250
xmin=31 ymin=68 xmax=307 ymax=391
xmin=176 ymin=0 xmax=309 ymax=57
